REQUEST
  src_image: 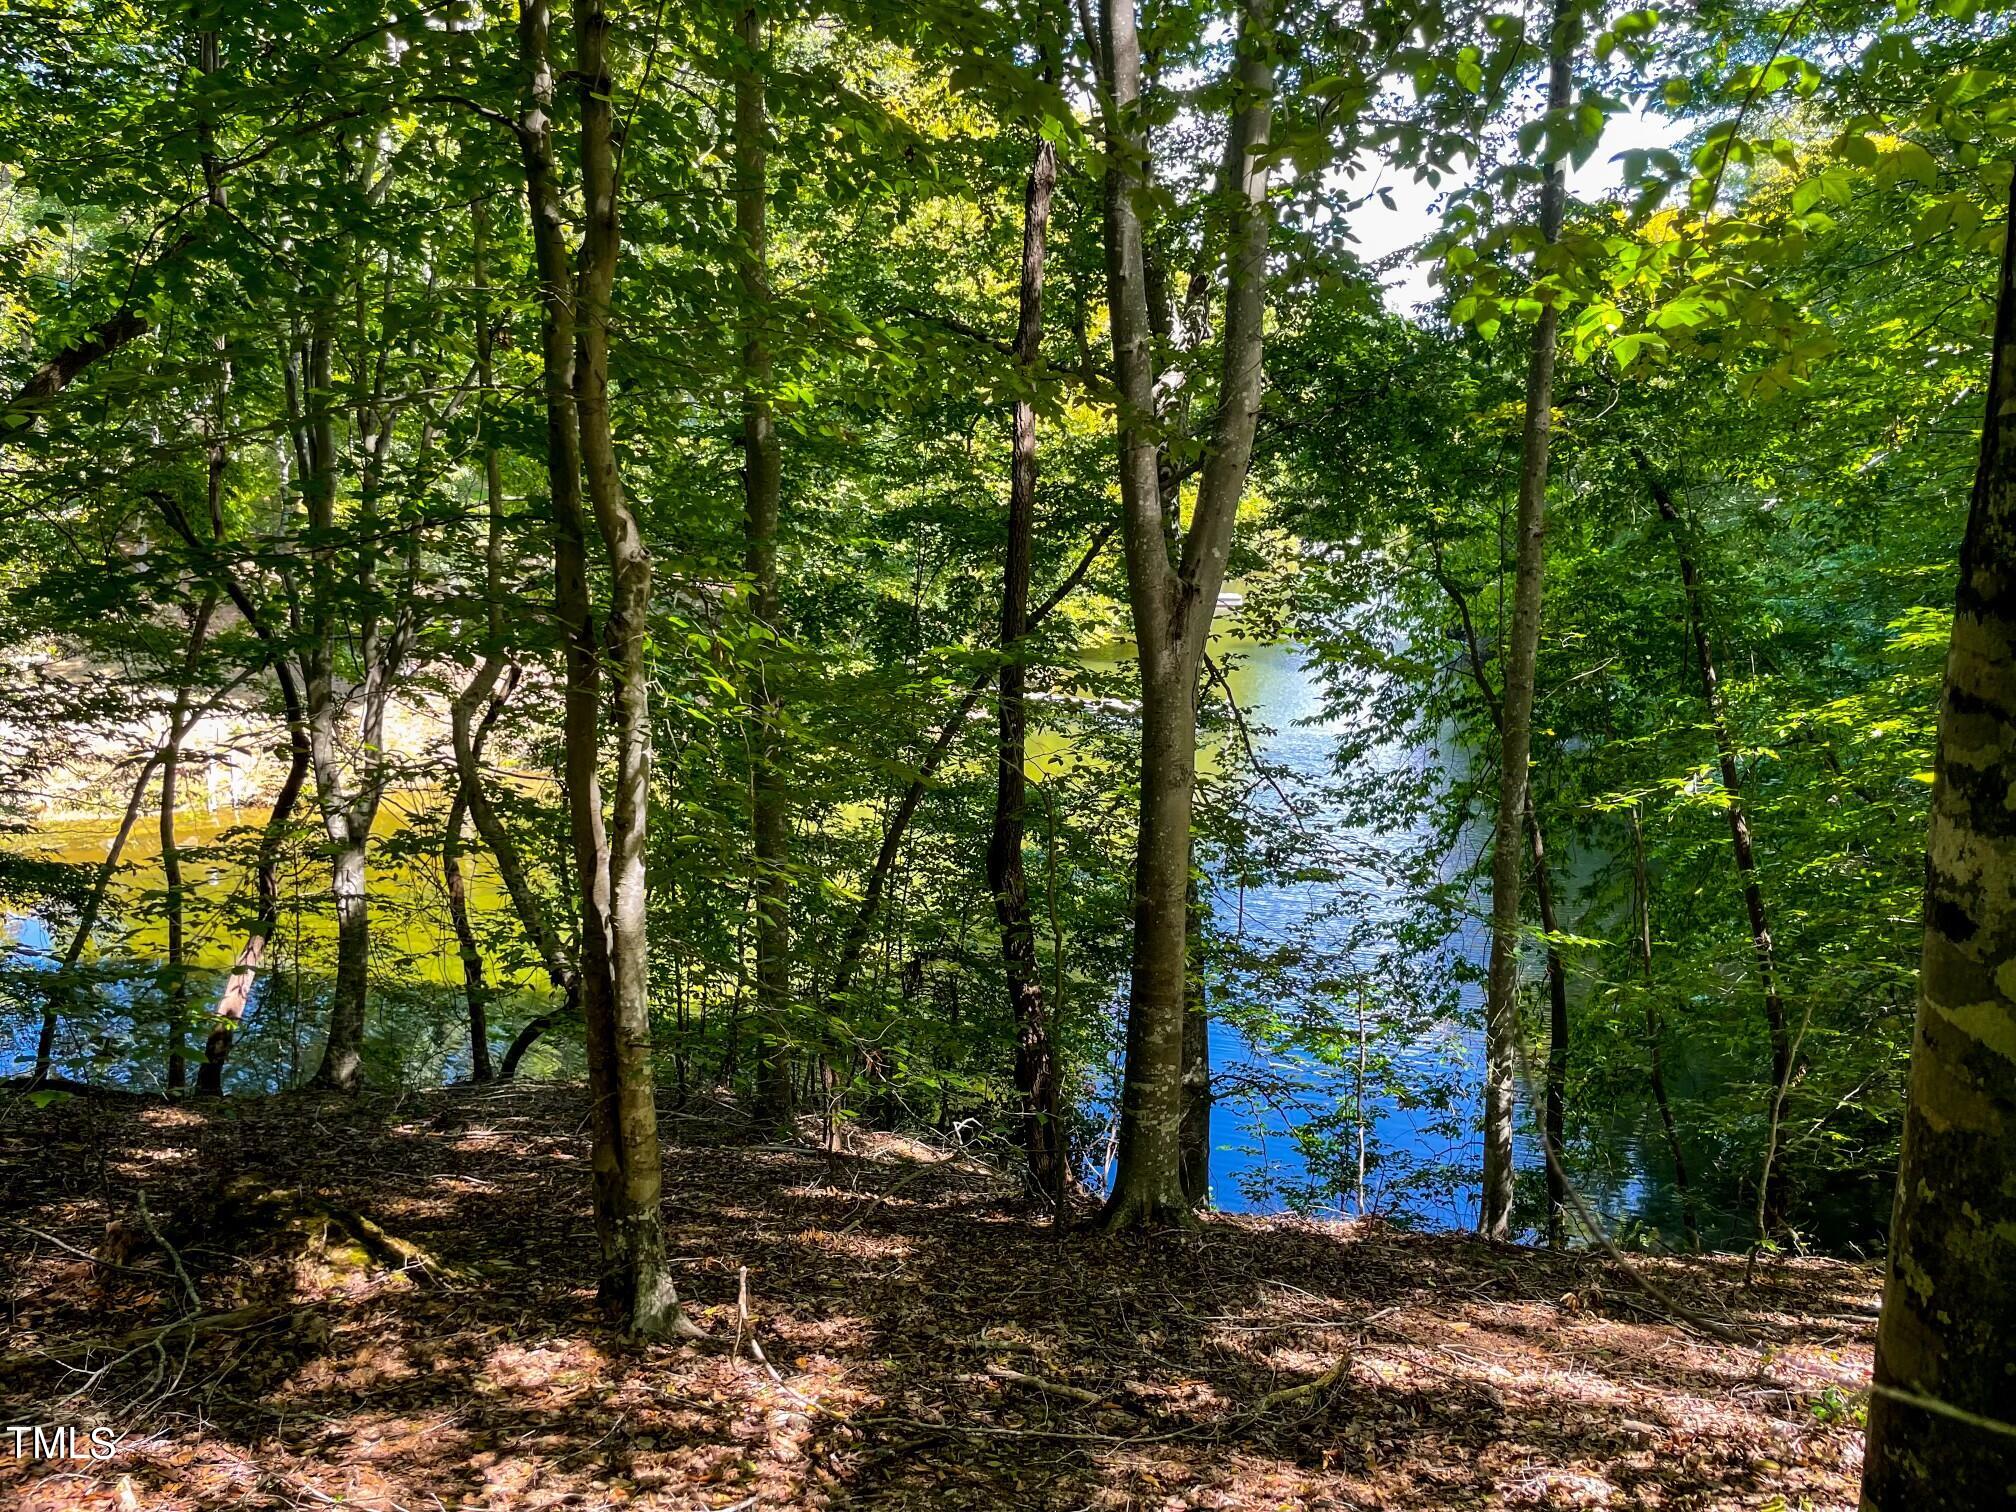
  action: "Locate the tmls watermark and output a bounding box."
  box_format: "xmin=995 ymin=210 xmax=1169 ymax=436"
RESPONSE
xmin=7 ymin=1425 xmax=122 ymax=1462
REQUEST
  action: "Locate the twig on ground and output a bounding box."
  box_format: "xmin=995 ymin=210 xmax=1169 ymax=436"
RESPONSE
xmin=136 ymin=1191 xmax=202 ymax=1315
xmin=984 ymin=1362 xmax=1108 ymax=1406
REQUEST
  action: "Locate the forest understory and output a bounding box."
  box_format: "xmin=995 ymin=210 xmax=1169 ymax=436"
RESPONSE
xmin=2 ymin=1085 xmax=1877 ymax=1512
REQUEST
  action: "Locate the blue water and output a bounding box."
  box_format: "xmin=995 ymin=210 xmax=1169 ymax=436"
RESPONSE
xmin=1174 ymin=640 xmax=1647 ymax=1236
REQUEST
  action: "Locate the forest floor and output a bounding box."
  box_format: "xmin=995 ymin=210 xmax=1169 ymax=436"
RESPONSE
xmin=2 ymin=1083 xmax=1879 ymax=1511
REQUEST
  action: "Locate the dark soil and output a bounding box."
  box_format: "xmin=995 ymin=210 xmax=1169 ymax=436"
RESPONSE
xmin=1 ymin=1083 xmax=1879 ymax=1510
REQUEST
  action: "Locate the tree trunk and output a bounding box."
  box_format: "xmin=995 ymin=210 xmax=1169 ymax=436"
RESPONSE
xmin=159 ymin=592 xmax=218 ymax=1091
xmin=572 ymin=0 xmax=690 ymax=1339
xmin=1179 ymin=879 xmax=1210 ymax=1206
xmin=1528 ymin=804 xmax=1569 ymax=1246
xmin=824 ymin=526 xmax=1114 ymax=1022
xmin=736 ymin=4 xmax=794 ymax=1131
xmin=445 ymin=783 xmax=493 ymax=1085
xmin=1432 ymin=545 xmax=1574 ymax=1244
xmin=1095 ymin=0 xmax=1273 ymax=1231
xmin=1631 ymin=804 xmax=1697 ymax=1249
xmin=30 ymin=751 xmax=164 ymax=1086
xmin=519 ymin=0 xmax=618 ymax=1283
xmin=299 ymin=328 xmax=377 ymax=1095
xmin=989 ymin=132 xmax=1067 ymax=1210
xmin=1860 ymin=166 xmax=2016 ymax=1512
xmin=1634 ymin=452 xmax=1792 ymax=1236
xmin=315 ymin=834 xmax=370 ymax=1090
xmin=441 ymin=205 xmax=528 ymax=1088
xmin=1479 ymin=0 xmax=1573 ymax=1241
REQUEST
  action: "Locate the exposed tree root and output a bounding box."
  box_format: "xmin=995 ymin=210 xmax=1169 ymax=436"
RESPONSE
xmin=217 ymin=1176 xmax=473 ymax=1284
xmin=1093 ymin=1188 xmax=1199 ymax=1234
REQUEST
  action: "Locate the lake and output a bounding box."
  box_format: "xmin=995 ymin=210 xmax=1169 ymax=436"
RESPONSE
xmin=3 ymin=641 xmax=1691 ymax=1247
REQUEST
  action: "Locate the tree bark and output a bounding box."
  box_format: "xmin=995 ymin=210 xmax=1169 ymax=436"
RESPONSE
xmin=571 ymin=0 xmax=689 ymax=1338
xmin=1479 ymin=0 xmax=1573 ymax=1241
xmin=736 ymin=4 xmax=794 ymax=1131
xmin=515 ymin=0 xmax=609 ymax=1125
xmin=989 ymin=132 xmax=1068 ymax=1209
xmin=520 ymin=0 xmax=614 ymax=1216
xmin=1860 ymin=165 xmax=2016 ymax=1512
xmin=298 ymin=325 xmax=390 ymax=1095
xmin=295 ymin=325 xmax=361 ymax=1091
xmin=1096 ymin=0 xmax=1273 ymax=1231
xmin=1630 ymin=804 xmax=1697 ymax=1250
xmin=441 ymin=203 xmax=543 ymax=1087
xmin=1634 ymin=451 xmax=1792 ymax=1236
xmin=318 ymin=833 xmax=370 ymax=1089
xmin=1179 ymin=879 xmax=1209 ymax=1206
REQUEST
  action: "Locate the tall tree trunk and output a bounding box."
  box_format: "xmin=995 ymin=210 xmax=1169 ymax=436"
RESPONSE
xmin=519 ymin=0 xmax=618 ymax=1281
xmin=442 ymin=201 xmax=518 ymax=1088
xmin=1179 ymin=878 xmax=1209 ymax=1205
xmin=159 ymin=591 xmax=219 ymax=1091
xmin=29 ymin=751 xmax=164 ymax=1086
xmin=1479 ymin=0 xmax=1573 ymax=1241
xmin=1432 ymin=545 xmax=1574 ymax=1244
xmin=736 ymin=4 xmax=794 ymax=1131
xmin=1860 ymin=167 xmax=2016 ymax=1512
xmin=1096 ymin=0 xmax=1273 ymax=1230
xmin=1631 ymin=805 xmax=1698 ymax=1250
xmin=572 ymin=0 xmax=690 ymax=1338
xmin=989 ymin=132 xmax=1067 ymax=1209
xmin=444 ymin=786 xmax=492 ymax=1083
xmin=1633 ymin=452 xmax=1793 ymax=1236
xmin=299 ymin=327 xmax=376 ymax=1094
xmin=317 ymin=834 xmax=370 ymax=1089
xmin=475 ymin=241 xmax=589 ymax=1089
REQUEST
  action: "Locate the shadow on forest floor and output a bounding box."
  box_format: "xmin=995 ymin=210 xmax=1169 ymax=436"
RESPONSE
xmin=1 ymin=1083 xmax=1876 ymax=1510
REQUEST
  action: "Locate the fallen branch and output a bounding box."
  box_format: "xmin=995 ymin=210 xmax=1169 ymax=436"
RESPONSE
xmin=985 ymin=1361 xmax=1108 ymax=1406
xmin=1 ymin=1304 xmax=302 ymax=1370
xmin=734 ymin=1266 xmax=827 ymax=1413
xmin=1255 ymin=1353 xmax=1352 ymax=1412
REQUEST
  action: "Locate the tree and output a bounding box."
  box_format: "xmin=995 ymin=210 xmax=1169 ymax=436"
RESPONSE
xmin=989 ymin=123 xmax=1068 ymax=1208
xmin=1860 ymin=164 xmax=2016 ymax=1511
xmin=736 ymin=3 xmax=795 ymax=1131
xmin=1477 ymin=0 xmax=1575 ymax=1242
xmin=1094 ymin=0 xmax=1276 ymax=1229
